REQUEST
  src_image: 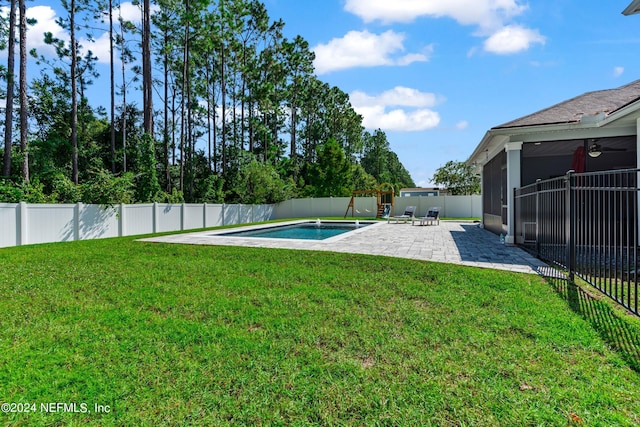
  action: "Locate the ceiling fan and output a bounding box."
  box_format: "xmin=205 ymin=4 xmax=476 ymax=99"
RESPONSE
xmin=587 ymin=139 xmax=626 ymax=158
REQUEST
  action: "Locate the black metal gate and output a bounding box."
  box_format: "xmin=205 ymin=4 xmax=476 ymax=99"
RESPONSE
xmin=515 ymin=169 xmax=639 ymax=316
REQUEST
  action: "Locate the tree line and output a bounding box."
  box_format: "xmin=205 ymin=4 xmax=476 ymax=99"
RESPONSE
xmin=0 ymin=0 xmax=415 ymax=205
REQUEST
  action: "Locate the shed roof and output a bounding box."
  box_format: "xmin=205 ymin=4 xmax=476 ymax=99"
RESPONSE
xmin=494 ymin=79 xmax=640 ymax=129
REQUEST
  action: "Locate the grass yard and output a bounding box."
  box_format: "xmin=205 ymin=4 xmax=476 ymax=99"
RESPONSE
xmin=1 ymin=233 xmax=640 ymax=426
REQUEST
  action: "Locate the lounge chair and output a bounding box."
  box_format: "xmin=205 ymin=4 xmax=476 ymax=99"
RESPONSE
xmin=412 ymin=208 xmax=440 ymax=226
xmin=388 ymin=205 xmax=416 ymax=223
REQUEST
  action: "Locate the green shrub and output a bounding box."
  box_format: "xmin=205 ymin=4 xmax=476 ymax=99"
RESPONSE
xmin=157 ymin=187 xmax=185 ymax=204
xmin=0 ymin=179 xmax=54 ymax=203
xmin=51 ymin=174 xmax=83 ymax=203
xmin=81 ymin=169 xmax=135 ymax=205
xmin=134 ymin=133 xmax=161 ymax=203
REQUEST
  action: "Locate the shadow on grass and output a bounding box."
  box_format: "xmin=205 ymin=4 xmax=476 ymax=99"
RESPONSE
xmin=539 ymin=266 xmax=640 ymax=372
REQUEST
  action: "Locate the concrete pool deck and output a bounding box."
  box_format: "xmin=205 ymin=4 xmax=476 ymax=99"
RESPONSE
xmin=140 ymin=220 xmax=549 ymax=275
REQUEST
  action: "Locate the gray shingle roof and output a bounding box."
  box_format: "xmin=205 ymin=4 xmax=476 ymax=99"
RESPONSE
xmin=494 ymin=79 xmax=640 ymax=129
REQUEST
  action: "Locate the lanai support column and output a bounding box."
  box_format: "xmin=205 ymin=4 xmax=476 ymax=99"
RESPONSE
xmin=505 ymin=141 xmax=523 ymax=245
xmin=478 ymin=164 xmax=484 ymax=228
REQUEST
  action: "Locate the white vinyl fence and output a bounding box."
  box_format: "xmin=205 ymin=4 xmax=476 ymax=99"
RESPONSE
xmin=0 ymin=196 xmax=480 ymax=248
xmin=0 ymin=202 xmax=274 ymax=248
xmin=273 ymin=195 xmax=481 ymax=220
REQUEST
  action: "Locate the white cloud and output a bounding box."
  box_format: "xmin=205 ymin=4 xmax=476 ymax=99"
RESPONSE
xmin=89 ymin=32 xmax=113 ymax=65
xmin=455 ymin=120 xmax=469 ymax=130
xmin=21 ymin=6 xmax=68 ymax=57
xmin=86 ymin=2 xmax=155 ymax=64
xmin=355 ymin=105 xmax=440 ymax=132
xmin=614 ymin=66 xmax=625 ymax=77
xmin=25 ymin=6 xmax=111 ymax=64
xmin=0 ymin=3 xmax=146 ymax=65
xmin=350 ymin=87 xmax=442 ymax=132
xmin=396 ymin=52 xmax=432 ymax=66
xmin=344 ymin=0 xmax=544 ymax=55
xmin=313 ymin=30 xmax=430 ymax=74
xmin=344 ymin=0 xmax=528 ymax=30
xmin=351 ymin=87 xmax=441 ymax=108
xmin=118 ymin=2 xmax=143 ymax=23
xmin=81 ymin=2 xmax=148 ymax=64
xmin=483 ymin=25 xmax=545 ymax=54
xmin=466 ymin=46 xmax=479 ymax=58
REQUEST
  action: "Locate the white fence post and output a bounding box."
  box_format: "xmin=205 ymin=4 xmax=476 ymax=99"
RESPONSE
xmin=181 ymin=203 xmax=185 ymax=230
xmin=203 ymin=203 xmax=208 ymax=228
xmin=119 ymin=203 xmax=126 ymax=237
xmin=153 ymin=202 xmax=158 ymax=233
xmin=18 ymin=202 xmax=27 ymax=246
xmin=75 ymin=202 xmax=82 ymax=241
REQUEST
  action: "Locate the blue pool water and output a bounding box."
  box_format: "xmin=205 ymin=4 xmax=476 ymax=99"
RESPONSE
xmin=219 ymin=221 xmax=373 ymax=240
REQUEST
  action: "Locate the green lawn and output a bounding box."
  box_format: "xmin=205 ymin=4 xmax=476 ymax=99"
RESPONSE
xmin=1 ymin=233 xmax=639 ymax=426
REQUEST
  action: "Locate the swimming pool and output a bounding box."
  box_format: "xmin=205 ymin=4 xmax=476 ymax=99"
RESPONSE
xmin=217 ymin=220 xmax=374 ymax=241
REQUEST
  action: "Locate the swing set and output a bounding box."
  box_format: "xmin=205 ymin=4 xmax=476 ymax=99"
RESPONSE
xmin=343 ymin=184 xmax=395 ymax=218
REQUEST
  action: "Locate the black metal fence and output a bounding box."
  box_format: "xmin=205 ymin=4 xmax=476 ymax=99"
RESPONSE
xmin=515 ymin=169 xmax=639 ymax=316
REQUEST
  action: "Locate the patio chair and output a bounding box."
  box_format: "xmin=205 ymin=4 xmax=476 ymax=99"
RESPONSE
xmin=388 ymin=205 xmax=416 ymax=224
xmin=412 ymin=207 xmax=440 ymax=226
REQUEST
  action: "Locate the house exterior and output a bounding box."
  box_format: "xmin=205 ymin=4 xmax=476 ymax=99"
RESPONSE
xmin=467 ymin=79 xmax=640 ymax=242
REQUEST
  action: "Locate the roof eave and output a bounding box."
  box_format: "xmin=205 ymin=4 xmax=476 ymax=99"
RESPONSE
xmin=494 ymin=120 xmax=579 ymax=130
xmin=623 ymin=0 xmax=640 ymax=15
xmin=466 ymin=130 xmax=509 ymax=166
xmin=466 ymin=100 xmax=640 ymax=166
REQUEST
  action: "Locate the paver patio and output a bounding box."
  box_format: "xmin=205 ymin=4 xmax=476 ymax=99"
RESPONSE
xmin=141 ymin=220 xmax=549 ymax=275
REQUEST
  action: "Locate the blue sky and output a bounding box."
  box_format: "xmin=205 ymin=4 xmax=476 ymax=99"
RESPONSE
xmin=8 ymin=1 xmax=640 ymax=186
xmin=264 ymin=0 xmax=640 ymax=186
